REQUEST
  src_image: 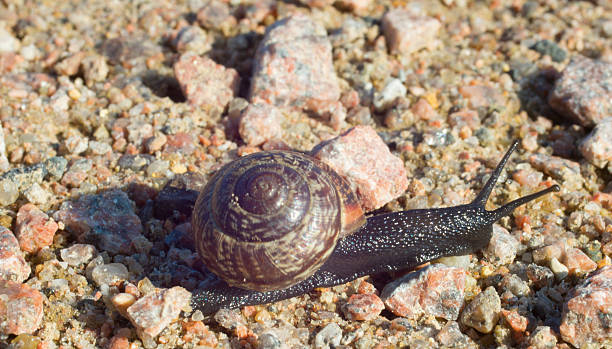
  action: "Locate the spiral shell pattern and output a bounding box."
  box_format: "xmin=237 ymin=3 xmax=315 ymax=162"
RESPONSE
xmin=192 ymin=151 xmax=344 ymax=291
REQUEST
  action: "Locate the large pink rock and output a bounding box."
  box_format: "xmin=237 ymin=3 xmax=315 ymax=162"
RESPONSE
xmin=382 ymin=8 xmax=441 ymax=55
xmin=548 ymin=56 xmax=612 ymax=127
xmin=380 ymin=264 xmax=466 ymax=320
xmin=0 ymin=280 xmax=44 ymax=335
xmin=15 ymin=203 xmax=58 ymax=254
xmin=249 ymin=14 xmax=345 ymax=128
xmin=560 ymin=266 xmax=612 ymax=347
xmin=310 ymin=125 xmax=408 ymax=211
xmin=174 ymin=52 xmax=240 ymax=111
xmin=0 ymin=227 xmax=30 ymax=282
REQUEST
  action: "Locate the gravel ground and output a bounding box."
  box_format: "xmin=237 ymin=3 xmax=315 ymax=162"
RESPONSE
xmin=0 ymin=0 xmax=611 ymax=348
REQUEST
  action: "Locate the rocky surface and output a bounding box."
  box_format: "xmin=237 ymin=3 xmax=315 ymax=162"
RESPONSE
xmin=0 ymin=0 xmax=609 ymax=347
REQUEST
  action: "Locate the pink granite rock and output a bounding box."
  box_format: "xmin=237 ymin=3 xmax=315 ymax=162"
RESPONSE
xmin=238 ymin=103 xmax=283 ymax=146
xmin=174 ymin=52 xmax=240 ymax=111
xmin=53 ymin=190 xmax=146 ymax=255
xmin=579 ymin=117 xmax=612 ymax=171
xmin=15 ymin=203 xmax=58 ymax=254
xmin=382 ymin=8 xmax=441 ymax=55
xmin=380 ymin=264 xmax=466 ymax=320
xmin=249 ymin=14 xmax=346 ymax=129
xmin=310 ymin=125 xmax=408 ymax=211
xmin=548 ymin=56 xmax=612 ymax=127
xmin=126 ymin=286 xmax=191 ymax=339
xmin=0 ymin=227 xmax=30 ymax=282
xmin=343 ymin=293 xmax=384 ymax=321
xmin=560 ymin=266 xmax=612 ymax=347
xmin=0 ymin=280 xmax=44 ymax=335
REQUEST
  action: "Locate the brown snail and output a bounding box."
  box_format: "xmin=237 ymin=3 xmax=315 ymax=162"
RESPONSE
xmin=191 ymin=141 xmax=559 ymax=315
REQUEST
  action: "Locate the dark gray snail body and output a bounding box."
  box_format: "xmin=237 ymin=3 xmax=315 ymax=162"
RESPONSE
xmin=191 ymin=141 xmax=559 ymax=315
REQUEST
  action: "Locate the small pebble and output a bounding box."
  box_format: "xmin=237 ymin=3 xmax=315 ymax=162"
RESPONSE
xmin=460 ymin=286 xmax=501 ymax=334
xmin=91 ymin=263 xmax=129 ymax=286
xmin=60 ymin=244 xmax=97 ymax=266
xmin=550 ymin=257 xmax=569 ymax=280
xmin=560 ymin=266 xmax=612 ymax=347
xmin=314 ymin=323 xmax=342 ymax=349
xmin=484 ymin=224 xmax=520 ymax=266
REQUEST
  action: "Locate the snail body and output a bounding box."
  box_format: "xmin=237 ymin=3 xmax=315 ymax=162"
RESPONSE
xmin=191 ymin=141 xmax=559 ymax=315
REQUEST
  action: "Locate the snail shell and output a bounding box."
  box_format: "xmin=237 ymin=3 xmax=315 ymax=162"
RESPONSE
xmin=192 ymin=151 xmax=365 ymax=292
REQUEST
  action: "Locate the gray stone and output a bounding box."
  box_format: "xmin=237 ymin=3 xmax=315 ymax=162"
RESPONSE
xmin=314 ymin=323 xmax=342 ymax=349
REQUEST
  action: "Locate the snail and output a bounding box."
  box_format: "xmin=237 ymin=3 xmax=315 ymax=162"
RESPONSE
xmin=191 ymin=140 xmax=559 ymax=315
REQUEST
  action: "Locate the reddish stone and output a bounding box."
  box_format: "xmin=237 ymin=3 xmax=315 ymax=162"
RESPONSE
xmin=310 ymin=125 xmax=408 ymax=211
xmin=501 ymin=309 xmax=528 ymax=333
xmin=548 ymin=56 xmax=612 ymax=127
xmin=562 ymin=248 xmax=597 ymax=275
xmin=382 ymin=8 xmax=440 ymax=55
xmin=381 ymin=264 xmax=466 ymax=320
xmin=529 ymin=153 xmax=583 ymax=190
xmin=126 ymin=286 xmax=191 ymax=339
xmin=0 ymin=280 xmax=44 ymax=335
xmin=238 ymin=103 xmax=283 ymax=146
xmin=249 ymin=14 xmax=345 ymax=128
xmin=0 ymin=227 xmax=30 ymax=282
xmin=343 ymin=293 xmax=384 ymax=321
xmin=459 ymin=85 xmax=505 ymax=109
xmin=411 ymin=98 xmax=439 ymax=121
xmin=560 ymin=266 xmax=612 ymax=347
xmin=15 ymin=204 xmax=58 ymax=254
xmin=108 ymin=335 xmax=130 ymax=349
xmin=174 ymin=52 xmax=240 ymax=111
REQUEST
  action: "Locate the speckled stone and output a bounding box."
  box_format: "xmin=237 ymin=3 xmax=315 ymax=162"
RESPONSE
xmin=529 ymin=326 xmax=558 ymax=348
xmin=381 ymin=264 xmax=466 ymax=320
xmin=460 ymin=286 xmax=501 ymax=333
xmin=174 ymin=52 xmax=240 ymax=111
xmin=560 ymin=266 xmax=612 ymax=347
xmin=15 ymin=203 xmax=58 ymax=254
xmin=0 ymin=280 xmax=44 ymax=335
xmin=483 ymin=224 xmax=520 ymax=266
xmin=310 ymin=125 xmax=408 ymax=211
xmin=436 ymin=321 xmax=476 ymax=348
xmin=579 ymin=117 xmax=612 ymax=172
xmin=53 ymin=190 xmax=146 ymax=255
xmin=382 ymin=7 xmax=440 ymax=55
xmin=529 ymin=153 xmax=583 ymax=190
xmin=548 ymin=56 xmax=612 ymax=127
xmin=249 ymin=14 xmax=346 ymax=128
xmin=343 ymin=293 xmax=384 ymax=321
xmin=314 ymin=322 xmax=342 ymax=348
xmin=126 ymin=286 xmax=191 ymax=339
xmin=60 ymin=244 xmax=97 ymax=266
xmin=0 ymin=227 xmax=30 ymax=282
xmin=238 ymin=103 xmax=283 ymax=146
